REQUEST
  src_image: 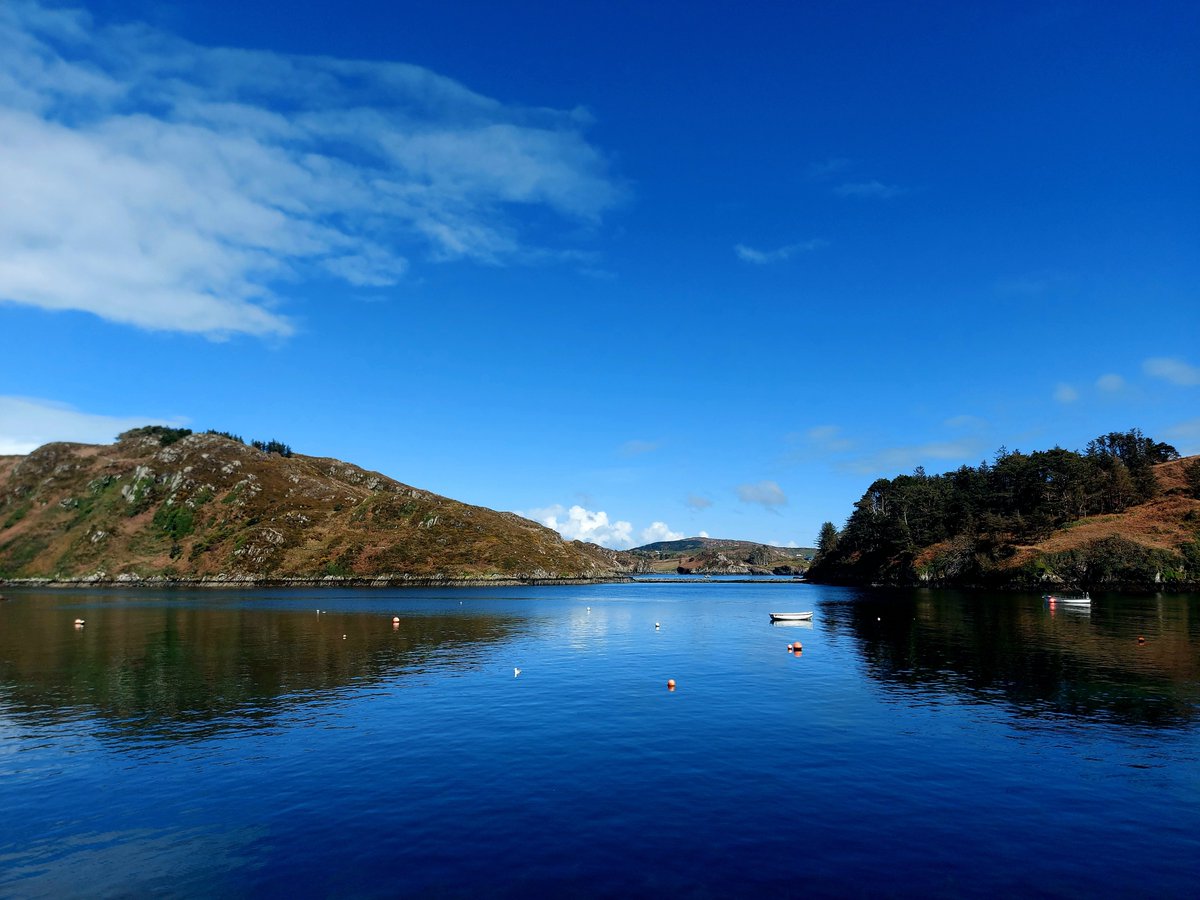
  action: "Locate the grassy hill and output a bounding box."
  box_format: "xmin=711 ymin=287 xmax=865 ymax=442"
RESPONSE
xmin=628 ymin=536 xmax=815 ymax=575
xmin=808 ymin=449 xmax=1200 ymax=590
xmin=0 ymin=429 xmax=630 ymax=585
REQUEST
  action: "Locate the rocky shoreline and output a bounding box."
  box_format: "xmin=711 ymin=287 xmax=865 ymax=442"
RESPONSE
xmin=0 ymin=574 xmax=634 ymax=589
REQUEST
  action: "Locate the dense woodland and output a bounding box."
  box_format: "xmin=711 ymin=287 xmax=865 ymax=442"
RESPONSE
xmin=809 ymin=429 xmax=1199 ymax=587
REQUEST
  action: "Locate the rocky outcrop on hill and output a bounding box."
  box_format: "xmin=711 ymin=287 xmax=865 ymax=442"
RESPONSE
xmin=0 ymin=430 xmax=632 ymax=585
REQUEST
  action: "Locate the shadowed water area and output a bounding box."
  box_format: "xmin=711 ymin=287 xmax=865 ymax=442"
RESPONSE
xmin=1 ymin=584 xmax=1197 ymax=897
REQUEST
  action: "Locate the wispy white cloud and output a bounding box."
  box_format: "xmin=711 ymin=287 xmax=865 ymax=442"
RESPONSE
xmin=639 ymin=521 xmax=684 ymax=544
xmin=944 ymin=414 xmax=987 ymax=430
xmin=1164 ymin=418 xmax=1200 ymax=455
xmin=619 ymin=439 xmax=660 ymax=457
xmin=994 ymin=277 xmax=1050 ymax=296
xmin=805 ymin=424 xmax=854 ymax=453
xmin=1096 ymin=373 xmax=1125 ymax=392
xmin=737 ymin=480 xmax=787 ymax=510
xmin=0 ymin=395 xmax=183 ymax=455
xmin=1144 ymin=357 xmax=1200 ymax=387
xmin=806 ymin=157 xmax=852 ymax=180
xmin=839 ymin=440 xmax=981 ymax=476
xmin=685 ymin=494 xmax=713 ymax=510
xmin=734 ymin=238 xmax=826 ymax=264
xmin=525 ymin=504 xmax=634 ymax=549
xmin=833 ymin=180 xmax=907 ymax=199
xmin=0 ymin=3 xmax=623 ymax=337
xmin=1054 ymin=383 xmax=1079 ymax=403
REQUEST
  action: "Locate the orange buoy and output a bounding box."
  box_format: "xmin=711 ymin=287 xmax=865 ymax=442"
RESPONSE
xmin=667 ymin=679 xmax=676 ymax=690
xmin=392 ymin=616 xmax=400 ymax=624
xmin=1137 ymin=635 xmax=1146 ymax=644
xmin=791 ymin=641 xmax=803 ymax=652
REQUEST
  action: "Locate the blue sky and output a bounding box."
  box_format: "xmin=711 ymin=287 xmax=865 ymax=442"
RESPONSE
xmin=1 ymin=0 xmax=1197 ymax=549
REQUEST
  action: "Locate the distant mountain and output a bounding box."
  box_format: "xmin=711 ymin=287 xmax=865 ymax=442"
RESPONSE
xmin=628 ymin=536 xmax=815 ymax=575
xmin=0 ymin=429 xmax=631 ymax=585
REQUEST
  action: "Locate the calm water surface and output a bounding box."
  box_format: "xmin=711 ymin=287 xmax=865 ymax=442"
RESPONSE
xmin=1 ymin=584 xmax=1197 ymax=897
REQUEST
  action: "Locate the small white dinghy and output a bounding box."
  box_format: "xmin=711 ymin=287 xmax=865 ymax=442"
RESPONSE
xmin=1043 ymin=592 xmax=1091 ymax=605
xmin=770 ymin=612 xmax=813 ymax=622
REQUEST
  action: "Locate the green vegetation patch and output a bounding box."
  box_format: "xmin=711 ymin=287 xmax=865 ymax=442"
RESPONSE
xmin=118 ymin=426 xmax=194 ymax=445
xmin=154 ymin=502 xmax=197 ymax=540
xmin=1041 ymin=536 xmax=1180 ymax=585
xmin=2 ymin=502 xmax=31 ymax=530
xmin=0 ymin=534 xmax=50 ymax=576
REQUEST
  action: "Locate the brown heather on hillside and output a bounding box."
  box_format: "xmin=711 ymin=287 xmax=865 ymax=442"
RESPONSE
xmin=912 ymin=455 xmax=1200 ymax=587
xmin=0 ymin=431 xmax=631 ymax=585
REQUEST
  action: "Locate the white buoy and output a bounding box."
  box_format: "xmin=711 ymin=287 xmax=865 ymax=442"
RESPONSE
xmin=74 ymin=618 xmax=85 ymax=626
xmin=514 ymin=667 xmax=521 ymax=677
xmin=655 ymin=622 xmax=660 ymax=630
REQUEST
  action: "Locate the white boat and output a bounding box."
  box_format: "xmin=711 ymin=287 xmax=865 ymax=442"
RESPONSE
xmin=770 ymin=612 xmax=813 ymax=621
xmin=1043 ymin=591 xmax=1091 ymax=605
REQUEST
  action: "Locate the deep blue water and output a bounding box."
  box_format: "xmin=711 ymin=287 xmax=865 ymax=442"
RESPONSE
xmin=1 ymin=583 xmax=1198 ymax=897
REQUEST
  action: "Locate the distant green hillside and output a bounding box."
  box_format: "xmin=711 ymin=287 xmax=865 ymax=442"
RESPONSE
xmin=628 ymin=536 xmax=815 ymax=575
xmin=633 ymin=536 xmax=815 ymax=556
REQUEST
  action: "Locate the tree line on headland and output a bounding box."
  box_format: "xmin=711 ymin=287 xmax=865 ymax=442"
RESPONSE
xmin=122 ymin=426 xmax=294 ymax=458
xmin=808 ymin=429 xmax=1200 ymax=589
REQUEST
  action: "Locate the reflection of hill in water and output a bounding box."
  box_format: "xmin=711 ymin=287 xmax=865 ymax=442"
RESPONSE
xmin=0 ymin=599 xmax=526 ymax=742
xmin=821 ymin=590 xmax=1200 ymax=728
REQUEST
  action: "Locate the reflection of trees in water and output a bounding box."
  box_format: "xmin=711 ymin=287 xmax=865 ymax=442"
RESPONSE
xmin=820 ymin=590 xmax=1200 ymax=728
xmin=0 ymin=599 xmax=526 ymax=742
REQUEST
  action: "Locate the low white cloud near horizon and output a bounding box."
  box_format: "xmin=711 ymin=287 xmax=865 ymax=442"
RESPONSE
xmin=525 ymin=503 xmax=634 ymax=549
xmin=523 ymin=503 xmax=690 ymax=549
xmin=0 ymin=2 xmax=622 ymax=337
xmin=0 ymin=395 xmax=181 ymax=455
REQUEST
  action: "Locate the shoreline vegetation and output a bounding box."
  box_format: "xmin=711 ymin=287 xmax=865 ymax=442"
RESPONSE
xmin=5 ymin=425 xmax=1198 ymax=593
xmin=0 ymin=575 xmax=634 ymax=589
xmin=807 ymin=429 xmax=1200 ymax=591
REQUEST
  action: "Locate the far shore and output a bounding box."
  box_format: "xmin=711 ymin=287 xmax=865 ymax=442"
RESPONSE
xmin=0 ymin=574 xmax=819 ymax=590
xmin=0 ymin=575 xmax=634 ymax=590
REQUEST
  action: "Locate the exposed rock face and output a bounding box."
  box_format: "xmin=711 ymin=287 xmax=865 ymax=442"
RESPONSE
xmin=0 ymin=433 xmax=632 ymax=584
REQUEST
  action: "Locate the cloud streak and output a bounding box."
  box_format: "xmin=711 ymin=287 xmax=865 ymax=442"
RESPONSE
xmin=619 ymin=439 xmax=660 ymax=457
xmin=737 ymin=480 xmax=787 ymax=510
xmin=0 ymin=3 xmax=623 ymax=337
xmin=833 ymin=180 xmax=907 ymax=199
xmin=734 ymin=239 xmax=826 ymax=264
xmin=1144 ymin=357 xmax=1200 ymax=387
xmin=1054 ymin=383 xmax=1079 ymax=403
xmin=839 ymin=439 xmax=981 ymax=476
xmin=0 ymin=395 xmax=182 ymax=455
